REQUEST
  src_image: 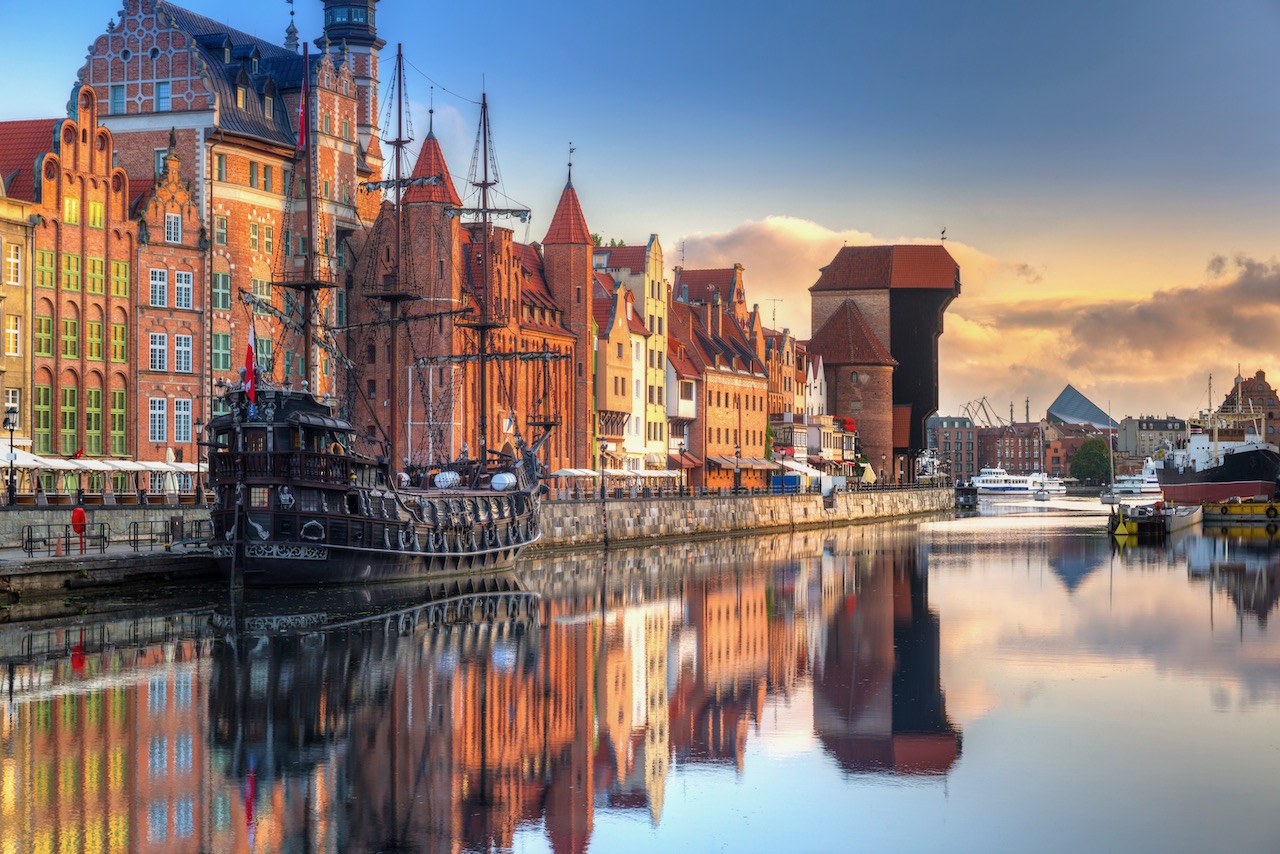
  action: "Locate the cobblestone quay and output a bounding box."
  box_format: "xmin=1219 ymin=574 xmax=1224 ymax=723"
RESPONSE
xmin=534 ymin=485 xmax=953 ymax=551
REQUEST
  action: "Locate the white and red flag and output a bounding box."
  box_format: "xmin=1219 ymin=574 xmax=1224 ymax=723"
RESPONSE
xmin=244 ymin=314 xmax=257 ymax=404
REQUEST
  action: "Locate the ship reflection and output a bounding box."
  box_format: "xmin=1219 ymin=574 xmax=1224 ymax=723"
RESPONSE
xmin=1186 ymin=529 xmax=1280 ymax=627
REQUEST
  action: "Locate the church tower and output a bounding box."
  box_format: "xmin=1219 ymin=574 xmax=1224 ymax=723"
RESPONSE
xmin=317 ymin=1 xmax=385 ymax=176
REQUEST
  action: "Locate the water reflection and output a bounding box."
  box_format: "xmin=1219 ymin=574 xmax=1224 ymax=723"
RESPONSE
xmin=4 ymin=519 xmax=1279 ymax=852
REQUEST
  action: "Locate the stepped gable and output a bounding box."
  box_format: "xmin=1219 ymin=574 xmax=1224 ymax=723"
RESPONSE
xmin=811 ymin=244 xmax=958 ymax=292
xmin=676 ymin=267 xmax=737 ymax=304
xmin=543 ymin=179 xmax=591 ymax=245
xmin=807 ymin=300 xmax=896 ymax=366
xmin=593 ymin=244 xmax=646 ymax=271
xmin=0 ymin=119 xmax=58 ymax=202
xmin=403 ymin=132 xmax=461 ymax=205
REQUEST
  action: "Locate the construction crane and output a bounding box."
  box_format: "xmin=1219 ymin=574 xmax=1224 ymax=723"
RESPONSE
xmin=959 ymin=397 xmax=1010 ymax=428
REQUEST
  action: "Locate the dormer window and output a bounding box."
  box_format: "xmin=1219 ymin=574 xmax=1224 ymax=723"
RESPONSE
xmin=251 ymin=57 xmax=259 ymax=74
xmin=264 ymin=96 xmax=273 ymax=119
xmin=236 ymin=87 xmax=245 ymax=109
xmin=224 ymin=46 xmax=231 ymax=63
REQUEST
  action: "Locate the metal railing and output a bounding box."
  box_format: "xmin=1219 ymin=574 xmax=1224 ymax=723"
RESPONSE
xmin=21 ymin=523 xmax=110 ymax=557
xmin=127 ymin=518 xmax=212 ymax=552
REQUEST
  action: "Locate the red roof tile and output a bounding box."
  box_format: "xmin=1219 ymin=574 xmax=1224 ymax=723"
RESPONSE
xmin=676 ymin=267 xmax=737 ymax=304
xmin=811 ymin=245 xmax=958 ymax=292
xmin=515 ymin=243 xmax=560 ymax=313
xmin=403 ymin=132 xmax=462 ymax=206
xmin=807 ymin=300 xmax=896 ymax=367
xmin=593 ymin=271 xmax=615 ymax=299
xmin=593 ymin=244 xmax=647 ymax=272
xmin=543 ymin=181 xmax=591 ymax=245
xmin=0 ymin=119 xmax=59 ymax=202
xmin=592 ymin=297 xmax=615 ymax=332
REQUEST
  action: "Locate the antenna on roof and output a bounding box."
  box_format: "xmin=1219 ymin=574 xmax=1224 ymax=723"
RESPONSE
xmin=941 ymin=226 xmax=947 ymax=242
xmin=568 ymin=142 xmax=575 ymax=183
xmin=766 ymin=297 xmax=782 ymax=328
xmin=428 ymin=86 xmax=434 ymax=134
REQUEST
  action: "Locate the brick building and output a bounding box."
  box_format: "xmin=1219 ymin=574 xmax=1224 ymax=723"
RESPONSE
xmin=930 ymin=416 xmax=977 ymax=483
xmin=0 ymin=86 xmax=137 ymax=464
xmin=593 ymin=275 xmax=635 ymax=467
xmin=808 ymin=245 xmax=960 ymax=482
xmin=78 ymin=0 xmax=385 ymax=405
xmin=1221 ymin=369 xmax=1279 ymax=443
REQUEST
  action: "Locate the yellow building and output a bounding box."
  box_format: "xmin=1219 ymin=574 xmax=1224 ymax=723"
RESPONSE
xmin=0 ymin=182 xmax=32 ymax=470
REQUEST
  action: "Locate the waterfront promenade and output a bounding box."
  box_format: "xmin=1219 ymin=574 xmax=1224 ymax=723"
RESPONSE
xmin=0 ymin=483 xmax=952 ymax=595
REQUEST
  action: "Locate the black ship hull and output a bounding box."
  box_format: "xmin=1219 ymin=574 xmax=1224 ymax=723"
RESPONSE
xmin=1156 ymin=446 xmax=1280 ymax=504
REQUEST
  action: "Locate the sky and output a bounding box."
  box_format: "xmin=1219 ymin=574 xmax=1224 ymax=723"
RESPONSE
xmin=5 ymin=0 xmax=1280 ymax=422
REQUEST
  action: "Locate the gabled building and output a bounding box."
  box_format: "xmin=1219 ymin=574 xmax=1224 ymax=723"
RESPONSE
xmin=0 ymin=165 xmax=34 ymax=461
xmin=592 ymin=274 xmax=635 ymax=469
xmin=0 ymin=86 xmax=137 ymax=462
xmin=594 ymin=235 xmax=668 ymax=468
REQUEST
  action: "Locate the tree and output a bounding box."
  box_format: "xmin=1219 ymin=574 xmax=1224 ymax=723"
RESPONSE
xmin=1069 ymin=438 xmax=1111 ymax=483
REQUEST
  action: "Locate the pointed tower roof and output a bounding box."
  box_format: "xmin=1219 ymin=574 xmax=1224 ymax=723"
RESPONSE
xmin=807 ymin=299 xmax=896 ymax=367
xmin=403 ymin=132 xmax=461 ymax=206
xmin=543 ymin=179 xmax=591 ymax=245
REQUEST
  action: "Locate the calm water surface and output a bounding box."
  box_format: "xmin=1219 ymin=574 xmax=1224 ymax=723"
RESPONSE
xmin=2 ymin=498 xmax=1279 ymax=853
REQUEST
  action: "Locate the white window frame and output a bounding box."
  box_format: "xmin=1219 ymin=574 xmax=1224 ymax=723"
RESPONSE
xmin=174 ymin=398 xmax=192 ymax=442
xmin=149 ymin=268 xmax=167 ymax=307
xmin=164 ymin=213 xmax=182 ymax=243
xmin=149 ymin=333 xmax=167 ymax=371
xmin=4 ymin=389 xmax=18 ymax=429
xmin=174 ymin=334 xmax=192 ymax=373
xmin=4 ymin=244 xmax=19 ymax=286
xmin=148 ymin=398 xmax=167 ymax=442
xmin=3 ymin=315 xmax=18 ymax=357
xmin=174 ymin=271 xmax=193 ymax=309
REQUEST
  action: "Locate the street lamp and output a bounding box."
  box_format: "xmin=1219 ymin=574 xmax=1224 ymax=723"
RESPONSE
xmin=734 ymin=442 xmax=742 ymax=495
xmin=193 ymin=418 xmax=205 ymax=504
xmin=598 ymin=437 xmax=608 ymax=501
xmin=678 ymin=439 xmax=687 ymax=495
xmin=880 ymin=452 xmax=887 ymax=487
xmin=3 ymin=406 xmax=15 ymax=506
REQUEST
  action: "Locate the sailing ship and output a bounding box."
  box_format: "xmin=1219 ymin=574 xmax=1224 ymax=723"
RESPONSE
xmin=207 ymin=47 xmax=553 ymax=585
xmin=1154 ymin=375 xmax=1280 ymax=504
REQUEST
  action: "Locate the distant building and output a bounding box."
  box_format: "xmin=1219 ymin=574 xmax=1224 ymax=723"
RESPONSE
xmin=977 ymin=422 xmax=1043 ymax=474
xmin=1221 ymin=369 xmax=1280 ymax=443
xmin=929 ymin=416 xmax=976 ymax=483
xmin=1117 ymin=415 xmax=1186 ymax=458
xmin=1046 ymin=384 xmax=1116 ymax=430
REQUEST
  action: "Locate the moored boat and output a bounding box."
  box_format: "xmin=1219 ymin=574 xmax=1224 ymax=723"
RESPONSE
xmin=971 ymin=466 xmax=1067 ymax=496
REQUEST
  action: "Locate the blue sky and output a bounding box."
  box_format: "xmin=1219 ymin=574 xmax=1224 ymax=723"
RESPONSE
xmin=6 ymin=0 xmax=1280 ymax=419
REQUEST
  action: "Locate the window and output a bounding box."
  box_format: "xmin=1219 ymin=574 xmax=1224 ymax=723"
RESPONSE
xmin=87 ymin=321 xmax=102 ymax=360
xmin=110 ymin=260 xmax=129 ymax=297
xmin=264 ymin=225 xmax=273 ymax=254
xmin=60 ymin=387 xmax=77 ymax=455
xmin=212 ymin=332 xmax=231 ymax=370
xmin=263 ymin=165 xmax=273 ymax=193
xmin=175 ymin=334 xmax=192 ymax=372
xmin=4 ymin=244 xmax=19 ymax=285
xmin=323 ymin=114 xmax=331 ymax=135
xmin=154 ymin=149 xmax=167 ymax=176
xmin=214 ymin=216 xmax=227 ymax=245
xmin=342 ymin=119 xmax=350 ymax=140
xmin=236 ymin=86 xmax=245 ymax=109
xmin=3 ymin=316 xmax=17 ymax=356
xmin=249 ymin=222 xmax=259 ymax=251
xmin=251 ymin=278 xmax=270 ymax=313
xmin=174 ymin=399 xmax=192 ymax=442
xmin=63 ymin=197 xmax=79 ymax=224
xmin=215 ymin=153 xmax=226 ymax=182
xmin=110 ymin=390 xmax=126 ymax=455
xmin=149 ymin=333 xmax=167 ymax=371
xmin=211 ymin=272 xmax=231 ymax=310
xmin=174 ymin=271 xmax=192 ymax=309
xmin=336 ymin=241 xmax=345 ymax=269
xmin=335 ymin=291 xmax=346 ymax=326
xmin=86 ymin=388 xmax=102 ymax=455
xmin=87 ymin=257 xmax=104 ymax=294
xmin=149 ymin=268 xmax=167 ymax=307
xmin=255 ymin=335 xmax=272 ymax=370
xmin=248 ymin=161 xmax=257 ymax=188
xmin=88 ymin=201 xmax=104 ymax=229
xmin=156 ymin=81 xmax=171 ymax=111
xmin=61 ymin=255 xmax=81 ymax=291
xmin=323 ymin=179 xmax=330 ymax=199
xmin=265 ymin=96 xmax=274 ymax=119
xmin=110 ymin=85 xmax=124 ymax=114
xmin=164 ymin=213 xmax=181 ymax=243
xmin=34 ymin=386 xmax=51 ymax=454
xmin=33 ymin=316 xmax=52 ymax=356
xmin=110 ymin=324 xmax=126 ymax=362
xmin=149 ymin=398 xmax=166 ymax=443
xmin=4 ymin=389 xmax=18 ymax=429
xmin=61 ymin=318 xmax=78 ymax=357
xmin=296 ymin=232 xmax=307 ymax=255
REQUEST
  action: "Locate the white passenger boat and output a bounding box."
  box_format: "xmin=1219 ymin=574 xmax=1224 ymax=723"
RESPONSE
xmin=971 ymin=467 xmax=1067 ymax=496
xmin=1112 ymin=458 xmax=1163 ymax=496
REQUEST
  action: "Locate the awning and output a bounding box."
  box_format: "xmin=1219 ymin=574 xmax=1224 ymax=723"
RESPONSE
xmin=603 ymin=468 xmax=639 ymax=477
xmin=287 ymin=411 xmax=350 ymax=431
xmin=668 ymin=452 xmax=702 ymax=469
xmin=639 ymin=469 xmax=680 ymax=478
xmin=780 ymin=459 xmax=825 ymax=478
xmin=548 ymin=468 xmax=600 ymax=478
xmin=644 ymin=453 xmax=665 ymax=465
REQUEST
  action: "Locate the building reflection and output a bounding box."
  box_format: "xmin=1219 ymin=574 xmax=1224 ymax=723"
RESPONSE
xmin=0 ymin=524 xmax=962 ymax=852
xmin=1186 ymin=531 xmax=1280 ymax=627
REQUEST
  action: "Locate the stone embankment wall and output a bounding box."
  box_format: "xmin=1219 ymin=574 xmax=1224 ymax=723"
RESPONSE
xmin=0 ymin=504 xmax=207 ymax=548
xmin=534 ymin=487 xmax=952 ymax=552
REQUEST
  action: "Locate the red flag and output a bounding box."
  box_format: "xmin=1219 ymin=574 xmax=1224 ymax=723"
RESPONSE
xmin=297 ymin=44 xmax=308 ymax=154
xmin=245 ymin=315 xmax=257 ymax=404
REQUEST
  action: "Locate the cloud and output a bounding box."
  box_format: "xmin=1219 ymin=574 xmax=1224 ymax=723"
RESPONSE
xmin=671 ymin=216 xmax=1280 ymax=420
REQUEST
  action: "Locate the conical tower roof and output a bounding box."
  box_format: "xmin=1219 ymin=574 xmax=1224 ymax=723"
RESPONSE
xmin=543 ymin=179 xmax=591 ymax=245
xmin=403 ymin=132 xmax=461 ymax=206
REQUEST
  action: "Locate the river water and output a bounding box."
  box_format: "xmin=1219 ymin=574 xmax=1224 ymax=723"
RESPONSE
xmin=1 ymin=497 xmax=1278 ymax=853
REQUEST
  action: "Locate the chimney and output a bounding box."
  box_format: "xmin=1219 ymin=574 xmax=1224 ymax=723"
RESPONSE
xmin=711 ymin=291 xmax=723 ymax=338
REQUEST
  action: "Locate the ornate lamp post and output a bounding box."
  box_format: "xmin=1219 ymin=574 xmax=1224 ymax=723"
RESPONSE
xmin=880 ymin=452 xmax=887 ymax=487
xmin=193 ymin=419 xmax=205 ymax=504
xmin=678 ymin=439 xmax=687 ymax=495
xmin=3 ymin=406 xmax=15 ymax=505
xmin=734 ymin=442 xmax=742 ymax=494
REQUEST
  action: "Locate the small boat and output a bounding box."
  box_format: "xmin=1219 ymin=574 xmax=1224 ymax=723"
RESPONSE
xmin=1034 ymin=488 xmax=1051 ymax=501
xmin=1111 ymin=457 xmax=1163 ymax=496
xmin=1108 ymin=501 xmax=1202 ymax=541
xmin=954 ymin=483 xmax=979 ymax=510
